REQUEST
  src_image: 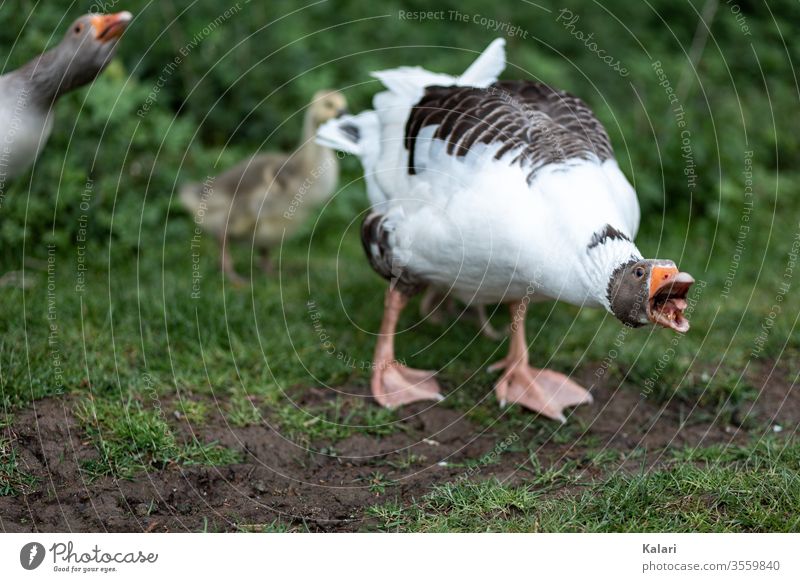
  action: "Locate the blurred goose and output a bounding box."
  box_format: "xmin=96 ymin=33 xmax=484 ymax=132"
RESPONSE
xmin=180 ymin=90 xmax=347 ymax=283
xmin=318 ymin=39 xmax=694 ymax=422
xmin=0 ymin=12 xmax=132 ymax=180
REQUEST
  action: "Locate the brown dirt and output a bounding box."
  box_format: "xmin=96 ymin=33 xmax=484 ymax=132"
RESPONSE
xmin=0 ymin=361 xmax=796 ymax=532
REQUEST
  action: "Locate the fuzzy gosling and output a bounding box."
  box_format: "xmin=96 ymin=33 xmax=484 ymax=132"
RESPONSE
xmin=180 ymin=90 xmax=347 ymax=283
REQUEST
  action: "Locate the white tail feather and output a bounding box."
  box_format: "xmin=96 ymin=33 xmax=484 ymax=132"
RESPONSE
xmin=370 ymin=67 xmax=454 ymax=100
xmin=458 ymin=38 xmax=506 ymax=87
xmin=315 ymin=111 xmax=379 ymax=157
xmin=370 ymin=38 xmax=507 ymax=100
xmin=318 ymin=39 xmax=508 ymax=207
xmin=316 ymin=116 xmax=361 ymax=155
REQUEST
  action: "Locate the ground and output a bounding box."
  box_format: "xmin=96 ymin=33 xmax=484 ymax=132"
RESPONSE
xmin=1 ymin=184 xmax=799 ymax=532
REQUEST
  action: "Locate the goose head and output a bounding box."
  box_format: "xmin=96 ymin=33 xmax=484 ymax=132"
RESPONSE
xmin=308 ymin=89 xmax=348 ymax=128
xmin=39 ymin=11 xmax=132 ymax=98
xmin=607 ymin=259 xmax=694 ymax=333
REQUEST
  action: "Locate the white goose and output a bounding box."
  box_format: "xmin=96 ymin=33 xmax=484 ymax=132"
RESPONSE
xmin=317 ymin=39 xmax=694 ymax=422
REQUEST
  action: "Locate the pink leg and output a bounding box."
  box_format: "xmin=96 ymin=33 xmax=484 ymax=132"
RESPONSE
xmin=259 ymin=247 xmax=273 ymax=275
xmin=474 ymin=304 xmax=505 ymax=341
xmin=219 ymin=233 xmax=247 ymax=286
xmin=371 ymin=288 xmax=443 ymax=408
xmin=419 ymin=287 xmax=445 ymax=324
xmin=488 ymin=299 xmax=592 ymax=422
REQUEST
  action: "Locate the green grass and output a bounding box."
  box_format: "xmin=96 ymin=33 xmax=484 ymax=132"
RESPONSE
xmin=225 ymin=394 xmax=264 ymax=428
xmin=0 ymin=0 xmax=797 ymax=532
xmin=74 ymin=398 xmax=241 ymax=480
xmin=0 ymin=177 xmax=798 ymax=528
xmin=0 ymin=438 xmax=37 ymax=496
xmin=234 ymin=520 xmax=304 ymax=533
xmin=276 ymin=396 xmax=401 ymax=446
xmin=0 ymin=177 xmax=795 ymax=432
xmin=2 ymin=173 xmax=796 ymax=419
xmin=1 ymin=180 xmax=799 ymax=527
xmin=368 ymin=438 xmax=800 ymax=532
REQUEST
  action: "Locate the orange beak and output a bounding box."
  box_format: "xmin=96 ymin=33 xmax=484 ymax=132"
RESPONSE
xmin=648 ymin=265 xmax=679 ymax=298
xmin=646 ymin=264 xmax=695 ymax=333
xmin=90 ymin=11 xmax=132 ymax=42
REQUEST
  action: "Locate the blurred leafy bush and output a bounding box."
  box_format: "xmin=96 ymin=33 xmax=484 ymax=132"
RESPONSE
xmin=0 ymin=0 xmax=797 ymax=262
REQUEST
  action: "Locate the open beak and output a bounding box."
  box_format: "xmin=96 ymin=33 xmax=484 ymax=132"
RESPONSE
xmin=646 ymin=265 xmax=694 ymax=333
xmin=91 ymin=11 xmax=132 ymax=43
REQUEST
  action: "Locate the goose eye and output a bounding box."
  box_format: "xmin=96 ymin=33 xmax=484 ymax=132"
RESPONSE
xmin=634 ymin=267 xmax=645 ymax=278
xmin=74 ymin=23 xmax=83 ymax=34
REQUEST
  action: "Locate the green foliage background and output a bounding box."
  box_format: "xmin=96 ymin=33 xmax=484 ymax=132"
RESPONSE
xmin=1 ymin=0 xmax=797 ymax=260
xmin=1 ymin=2 xmax=799 ymax=532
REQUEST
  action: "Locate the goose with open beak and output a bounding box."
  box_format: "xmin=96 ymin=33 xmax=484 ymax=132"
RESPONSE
xmin=0 ymin=11 xmax=132 ymax=180
xmin=317 ymin=39 xmax=696 ymax=422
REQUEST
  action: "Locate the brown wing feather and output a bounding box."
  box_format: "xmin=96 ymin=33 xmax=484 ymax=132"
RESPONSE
xmin=405 ymin=80 xmax=614 ymax=185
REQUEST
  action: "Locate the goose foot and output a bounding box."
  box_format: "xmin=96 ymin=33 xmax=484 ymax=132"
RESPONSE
xmin=488 ymin=299 xmax=592 ymax=422
xmin=489 ymin=358 xmax=592 ymax=422
xmin=227 ymin=271 xmax=249 ymax=287
xmin=372 ymin=361 xmax=443 ymax=408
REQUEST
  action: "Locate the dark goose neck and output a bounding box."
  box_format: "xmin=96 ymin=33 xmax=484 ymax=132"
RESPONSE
xmin=13 ymin=43 xmax=93 ymax=107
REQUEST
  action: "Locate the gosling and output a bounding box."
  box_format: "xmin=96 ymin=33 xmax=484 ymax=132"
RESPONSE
xmin=180 ymin=90 xmax=347 ymax=283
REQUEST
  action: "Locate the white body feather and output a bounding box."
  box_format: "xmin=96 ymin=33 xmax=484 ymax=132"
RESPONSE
xmin=317 ymin=39 xmax=642 ymax=309
xmin=0 ymin=78 xmax=53 ymax=180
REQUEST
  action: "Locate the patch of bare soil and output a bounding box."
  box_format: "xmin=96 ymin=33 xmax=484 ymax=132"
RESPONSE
xmin=0 ymin=362 xmax=796 ymax=532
